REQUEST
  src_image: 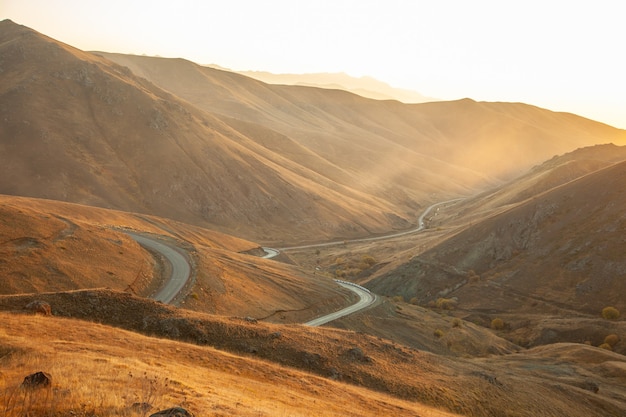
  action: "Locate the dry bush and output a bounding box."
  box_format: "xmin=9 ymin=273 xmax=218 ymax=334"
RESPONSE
xmin=598 ymin=343 xmax=613 ymax=351
xmin=361 ymin=255 xmax=376 ymax=267
xmin=604 ymin=334 xmax=620 ymax=347
xmin=435 ymin=298 xmax=457 ymax=310
xmin=491 ymin=318 xmax=505 ymax=330
xmin=452 ymin=318 xmax=462 ymax=328
xmin=601 ymin=306 xmax=620 ymax=320
xmin=434 ymin=329 xmax=444 ymax=339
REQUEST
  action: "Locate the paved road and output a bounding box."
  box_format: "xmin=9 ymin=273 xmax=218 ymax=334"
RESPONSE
xmin=304 ymin=281 xmax=377 ymax=326
xmin=127 ymin=232 xmax=191 ymax=304
xmin=265 ymin=197 xmax=465 ymax=254
xmin=262 ymin=198 xmax=464 ymax=325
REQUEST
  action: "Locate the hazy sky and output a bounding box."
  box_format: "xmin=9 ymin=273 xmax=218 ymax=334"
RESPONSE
xmin=3 ymin=0 xmax=625 ymax=128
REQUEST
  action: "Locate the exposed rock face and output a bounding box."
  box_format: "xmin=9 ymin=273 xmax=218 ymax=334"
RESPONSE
xmin=21 ymin=371 xmax=51 ymax=389
xmin=149 ymin=407 xmax=194 ymax=417
xmin=24 ymin=300 xmax=52 ymax=316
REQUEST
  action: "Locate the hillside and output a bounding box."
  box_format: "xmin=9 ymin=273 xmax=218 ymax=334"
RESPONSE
xmin=2 ymin=295 xmax=626 ymax=416
xmin=3 ymin=20 xmax=626 ymax=245
xmin=97 ymin=51 xmax=626 ymax=186
xmin=364 ymin=152 xmax=626 ymax=350
xmin=0 ymin=20 xmax=413 ymax=244
xmin=0 ymin=194 xmax=351 ymax=320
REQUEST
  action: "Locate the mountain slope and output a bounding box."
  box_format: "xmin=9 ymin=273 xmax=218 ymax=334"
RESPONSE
xmin=97 ymin=51 xmax=626 ymax=186
xmin=367 ymin=155 xmax=626 ymax=318
xmin=0 ymin=20 xmax=411 ymax=243
xmin=3 ymin=20 xmax=626 ymax=245
xmin=0 ymin=193 xmax=353 ymax=320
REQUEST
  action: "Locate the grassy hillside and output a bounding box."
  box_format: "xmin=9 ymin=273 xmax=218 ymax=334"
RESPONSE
xmin=2 ymin=295 xmax=626 ymax=416
xmin=363 ymin=149 xmax=626 ymax=351
xmin=0 ymin=194 xmax=351 ymax=320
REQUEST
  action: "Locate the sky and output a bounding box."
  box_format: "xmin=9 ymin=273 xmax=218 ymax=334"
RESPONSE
xmin=3 ymin=0 xmax=625 ymax=129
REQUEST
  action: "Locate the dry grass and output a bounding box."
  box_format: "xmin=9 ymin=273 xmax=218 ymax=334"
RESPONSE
xmin=0 ymin=313 xmax=460 ymax=417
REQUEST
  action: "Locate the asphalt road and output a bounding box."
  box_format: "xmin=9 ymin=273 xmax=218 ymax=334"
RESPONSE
xmin=127 ymin=232 xmax=191 ymax=304
xmin=268 ymin=197 xmax=465 ymax=253
xmin=263 ymin=198 xmax=464 ymax=325
xmin=304 ymin=281 xmax=377 ymax=327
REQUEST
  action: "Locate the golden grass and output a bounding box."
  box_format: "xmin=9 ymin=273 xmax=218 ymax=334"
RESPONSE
xmin=0 ymin=313 xmax=460 ymax=417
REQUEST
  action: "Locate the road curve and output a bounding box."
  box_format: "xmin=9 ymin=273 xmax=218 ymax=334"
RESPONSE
xmin=266 ymin=197 xmax=465 ymax=254
xmin=127 ymin=232 xmax=191 ymax=304
xmin=305 ymin=280 xmax=377 ymax=326
xmin=262 ymin=198 xmax=464 ymax=325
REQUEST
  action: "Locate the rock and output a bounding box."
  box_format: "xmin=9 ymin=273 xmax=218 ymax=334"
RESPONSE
xmin=581 ymin=380 xmax=599 ymax=393
xmin=21 ymin=371 xmax=51 ymax=389
xmin=149 ymin=407 xmax=194 ymax=417
xmin=344 ymin=347 xmax=371 ymax=363
xmin=24 ymin=300 xmax=52 ymax=316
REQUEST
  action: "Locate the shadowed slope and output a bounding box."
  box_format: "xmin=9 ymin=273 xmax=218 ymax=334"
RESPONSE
xmin=0 ymin=20 xmax=414 ymax=243
xmin=99 ymin=52 xmax=626 ymax=185
xmin=368 ymin=155 xmax=626 ymax=320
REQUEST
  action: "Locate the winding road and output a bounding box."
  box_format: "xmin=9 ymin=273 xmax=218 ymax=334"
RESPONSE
xmin=126 ymin=232 xmax=191 ymax=304
xmin=265 ymin=198 xmax=465 ymax=253
xmin=126 ymin=198 xmax=462 ymax=324
xmin=265 ymin=198 xmax=464 ymax=326
xmin=304 ymin=281 xmax=377 ymax=326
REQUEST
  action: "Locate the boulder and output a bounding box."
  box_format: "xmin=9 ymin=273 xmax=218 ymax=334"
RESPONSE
xmin=149 ymin=407 xmax=194 ymax=417
xmin=21 ymin=371 xmax=51 ymax=389
xmin=24 ymin=300 xmax=52 ymax=316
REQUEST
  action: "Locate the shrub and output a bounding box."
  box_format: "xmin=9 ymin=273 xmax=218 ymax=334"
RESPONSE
xmin=452 ymin=318 xmax=462 ymax=328
xmin=335 ymin=269 xmax=346 ymax=278
xmin=361 ymin=255 xmax=376 ymax=267
xmin=435 ymin=298 xmax=457 ymax=310
xmin=604 ymin=334 xmax=620 ymax=347
xmin=601 ymin=306 xmax=620 ymax=320
xmin=392 ymin=295 xmax=404 ymax=303
xmin=409 ymin=297 xmax=419 ymax=305
xmin=491 ymin=318 xmax=505 ymax=330
xmin=598 ymin=343 xmax=613 ymax=351
xmin=434 ymin=329 xmax=444 ymax=338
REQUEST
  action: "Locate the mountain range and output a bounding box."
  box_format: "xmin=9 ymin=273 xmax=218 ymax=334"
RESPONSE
xmin=2 ymin=19 xmax=626 ymax=417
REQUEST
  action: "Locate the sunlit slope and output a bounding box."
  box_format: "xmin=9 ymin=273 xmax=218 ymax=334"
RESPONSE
xmin=99 ymin=52 xmax=626 ymax=185
xmin=367 ymin=155 xmax=626 ymax=317
xmin=3 ymin=299 xmax=626 ymax=417
xmin=0 ymin=194 xmax=349 ymax=320
xmin=0 ymin=20 xmax=415 ymax=243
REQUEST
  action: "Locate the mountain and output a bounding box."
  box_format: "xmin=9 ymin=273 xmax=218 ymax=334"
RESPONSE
xmin=364 ymin=145 xmax=626 ymax=349
xmin=0 ymin=20 xmax=415 ymax=243
xmin=96 ymin=51 xmax=626 ymax=190
xmin=0 ymin=194 xmax=348 ymax=319
xmin=3 ymin=20 xmax=625 ymax=245
xmin=236 ymin=70 xmax=438 ymax=103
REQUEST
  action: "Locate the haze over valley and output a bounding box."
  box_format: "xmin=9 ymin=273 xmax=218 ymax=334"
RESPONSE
xmin=1 ymin=19 xmax=626 ymax=417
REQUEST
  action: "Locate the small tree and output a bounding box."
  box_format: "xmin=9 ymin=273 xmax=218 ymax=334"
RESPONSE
xmin=601 ymin=306 xmax=620 ymax=320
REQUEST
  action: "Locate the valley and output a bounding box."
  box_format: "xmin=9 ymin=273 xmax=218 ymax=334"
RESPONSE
xmin=1 ymin=19 xmax=626 ymax=417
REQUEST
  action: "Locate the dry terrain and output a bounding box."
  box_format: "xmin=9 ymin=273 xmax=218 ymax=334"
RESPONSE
xmin=3 ymin=20 xmax=626 ymax=245
xmin=311 ymin=145 xmax=626 ymax=355
xmin=2 ymin=19 xmax=626 ymax=417
xmin=2 ymin=293 xmax=626 ymax=417
xmin=0 ymin=194 xmax=348 ymax=320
